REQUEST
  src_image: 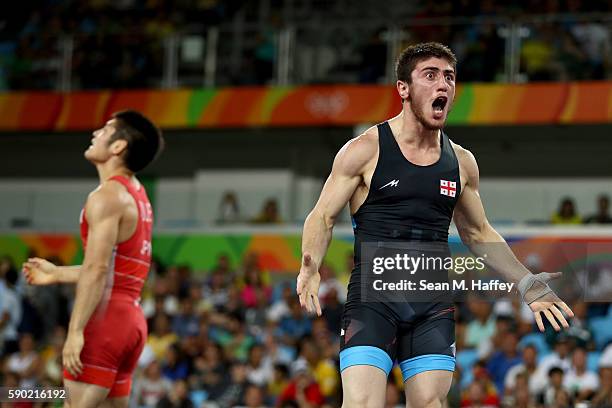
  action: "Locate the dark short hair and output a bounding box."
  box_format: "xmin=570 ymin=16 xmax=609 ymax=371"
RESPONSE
xmin=110 ymin=110 xmax=164 ymax=173
xmin=396 ymin=42 xmax=457 ymax=83
xmin=548 ymin=366 xmax=564 ymax=377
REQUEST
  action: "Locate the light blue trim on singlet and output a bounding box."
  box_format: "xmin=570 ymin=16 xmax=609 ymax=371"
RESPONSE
xmin=399 ymin=354 xmax=455 ymax=381
xmin=339 ymin=346 xmax=393 ymax=376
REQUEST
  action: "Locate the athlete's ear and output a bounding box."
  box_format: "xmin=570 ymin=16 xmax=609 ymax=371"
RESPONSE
xmin=396 ymin=80 xmax=409 ymax=103
xmin=110 ymin=138 xmax=128 ymax=156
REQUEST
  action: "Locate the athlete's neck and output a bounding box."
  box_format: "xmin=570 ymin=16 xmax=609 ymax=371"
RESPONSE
xmin=391 ymin=108 xmax=440 ymax=148
xmin=96 ymin=161 xmax=134 ymax=184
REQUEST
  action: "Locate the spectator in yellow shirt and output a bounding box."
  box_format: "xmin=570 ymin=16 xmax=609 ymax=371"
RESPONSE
xmin=551 ymin=197 xmax=582 ymax=224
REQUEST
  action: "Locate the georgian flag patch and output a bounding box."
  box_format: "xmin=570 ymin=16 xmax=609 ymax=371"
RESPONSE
xmin=440 ymin=180 xmax=457 ymax=197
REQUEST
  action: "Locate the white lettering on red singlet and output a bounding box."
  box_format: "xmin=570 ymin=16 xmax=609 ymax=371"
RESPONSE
xmin=138 ymin=201 xmax=153 ymax=223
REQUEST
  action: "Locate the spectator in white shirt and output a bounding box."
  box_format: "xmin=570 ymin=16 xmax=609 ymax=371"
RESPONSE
xmin=563 ymin=347 xmax=599 ymax=402
xmin=531 ymin=336 xmax=572 ymax=395
xmin=541 ymin=366 xmax=565 ymax=407
xmin=505 ymin=344 xmax=539 ymax=394
xmin=5 ymin=333 xmax=40 ymax=388
xmin=132 ymin=360 xmax=173 ymax=408
xmin=246 ymin=343 xmax=273 ymax=387
xmin=0 ymin=265 xmax=22 ymax=355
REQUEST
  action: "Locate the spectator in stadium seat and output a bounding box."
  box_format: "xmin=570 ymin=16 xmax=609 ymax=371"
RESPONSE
xmin=551 ymin=197 xmax=582 ymax=224
xmin=216 ymin=362 xmax=250 ymax=407
xmin=584 ymin=194 xmax=612 ymax=224
xmin=172 ymin=297 xmax=200 ymax=338
xmin=211 ymin=253 xmax=234 ymax=277
xmin=477 ymin=315 xmax=515 ymax=360
xmin=557 ymin=29 xmax=590 ymax=80
xmin=563 ymin=346 xmax=599 ymax=402
xmin=322 ymin=287 xmax=343 ymax=336
xmin=460 ymin=376 xmax=499 ymax=407
xmin=192 ymin=342 xmax=230 ymax=400
xmin=246 ymin=343 xmax=274 ymax=387
xmin=560 ymin=300 xmax=593 ymax=349
xmin=318 ymin=263 xmax=347 ymax=305
xmin=4 ymin=332 xmax=40 ymax=388
xmin=486 ymin=331 xmax=522 ymax=392
xmin=592 ymin=366 xmax=612 ymax=407
xmin=204 ymin=269 xmax=231 ymax=310
xmin=240 ymin=264 xmax=271 ymax=309
xmin=0 ymin=262 xmax=22 ymax=355
xmin=214 ymin=312 xmax=255 ymax=362
xmin=570 ymin=18 xmax=611 ymax=80
xmin=295 ymin=335 xmax=339 ymax=399
xmin=237 ymin=383 xmax=267 ymax=408
xmin=155 ymin=378 xmax=194 ymax=408
xmin=39 ymin=326 xmax=66 ymax=386
xmin=217 ymin=191 xmax=241 ymax=224
xmin=311 ymin=316 xmax=336 ymax=355
xmin=277 ymin=359 xmax=325 ymax=407
xmin=504 ymin=344 xmax=539 ymax=394
xmin=147 ymin=313 xmax=179 ymax=361
xmin=277 ymin=298 xmax=312 ymax=346
xmin=520 ymin=24 xmax=559 ymax=81
xmin=531 ymin=336 xmax=572 ymax=395
xmin=268 ymin=363 xmax=290 ymax=404
xmin=245 ymin=289 xmax=269 ymax=332
xmin=552 ymin=388 xmax=572 ymax=408
xmin=161 ymin=343 xmax=189 ymax=381
xmin=132 ymin=360 xmax=173 ymax=408
xmin=465 ymin=300 xmax=495 ymax=349
xmin=251 ymin=198 xmax=282 ymax=224
xmin=601 ymin=342 xmax=612 ymax=368
xmin=512 ymin=372 xmax=538 ymax=408
xmin=267 ymin=282 xmax=293 ymax=323
xmin=541 ymin=366 xmax=565 ymax=406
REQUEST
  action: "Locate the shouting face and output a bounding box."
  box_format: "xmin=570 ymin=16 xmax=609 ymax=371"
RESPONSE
xmin=397 ymin=57 xmax=456 ymax=130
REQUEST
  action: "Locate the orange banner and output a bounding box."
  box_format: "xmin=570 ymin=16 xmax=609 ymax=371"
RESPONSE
xmin=0 ymin=82 xmax=610 ymax=131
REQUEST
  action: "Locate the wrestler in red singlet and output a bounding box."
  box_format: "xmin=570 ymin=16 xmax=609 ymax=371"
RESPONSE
xmin=62 ymin=175 xmax=152 ymax=397
xmin=23 ymin=110 xmax=163 ymax=408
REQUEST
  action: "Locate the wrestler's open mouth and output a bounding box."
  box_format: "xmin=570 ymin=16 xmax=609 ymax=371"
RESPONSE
xmin=432 ymin=96 xmax=448 ymax=113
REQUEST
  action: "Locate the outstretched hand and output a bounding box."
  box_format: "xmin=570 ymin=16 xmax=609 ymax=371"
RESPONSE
xmin=527 ymin=272 xmax=574 ymax=332
xmin=296 ymin=253 xmax=322 ymax=316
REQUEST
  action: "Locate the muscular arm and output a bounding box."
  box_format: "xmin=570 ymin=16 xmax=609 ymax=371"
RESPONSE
xmin=302 ymin=136 xmax=373 ymax=269
xmin=452 ymin=148 xmax=532 ymax=283
xmin=453 ymin=146 xmax=573 ymax=330
xmin=68 ymin=184 xmax=123 ymax=334
xmin=298 ymin=133 xmax=376 ymax=314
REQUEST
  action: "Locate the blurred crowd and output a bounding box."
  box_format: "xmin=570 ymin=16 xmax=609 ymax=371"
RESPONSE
xmin=0 ymin=0 xmax=609 ymax=90
xmin=2 ymin=249 xmax=612 ymax=408
xmin=551 ymin=195 xmax=612 ymax=225
xmin=217 ymin=193 xmax=284 ymax=225
xmin=214 ymin=192 xmax=612 ymax=226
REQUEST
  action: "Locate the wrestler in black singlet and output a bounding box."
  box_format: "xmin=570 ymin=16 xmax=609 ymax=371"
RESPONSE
xmin=339 ymin=121 xmax=461 ymax=379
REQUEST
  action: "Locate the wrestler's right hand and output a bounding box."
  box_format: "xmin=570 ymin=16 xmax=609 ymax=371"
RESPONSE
xmin=296 ymin=253 xmax=322 ymax=316
xmin=22 ymin=257 xmax=59 ymax=285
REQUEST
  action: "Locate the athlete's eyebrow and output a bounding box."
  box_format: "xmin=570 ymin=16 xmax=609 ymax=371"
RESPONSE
xmin=421 ymin=66 xmax=440 ymax=73
xmin=421 ymin=67 xmax=455 ymax=75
